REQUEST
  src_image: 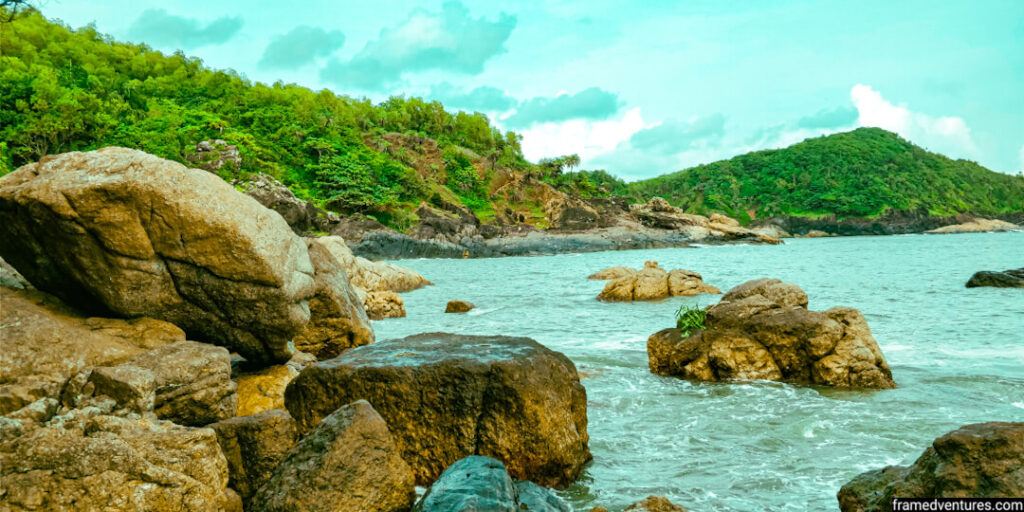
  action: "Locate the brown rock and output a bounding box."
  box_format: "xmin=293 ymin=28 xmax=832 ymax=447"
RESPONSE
xmin=624 ymin=495 xmax=688 ymax=511
xmin=0 ymin=147 xmax=317 ymax=364
xmin=597 ymin=262 xmax=720 ymax=302
xmin=234 ymin=355 xmax=316 ymax=417
xmin=363 ymin=290 xmax=406 ymax=320
xmin=838 ymin=422 xmax=1024 ymax=511
xmin=210 ymin=410 xmax=299 ymax=505
xmin=545 ymin=196 xmax=600 ymax=230
xmin=249 ymin=400 xmax=415 ymax=512
xmin=314 ymin=236 xmax=431 ymax=293
xmin=925 ymin=217 xmax=1019 ymax=234
xmin=236 ymin=173 xmax=340 ymax=234
xmin=125 ymin=341 xmax=238 ymax=426
xmin=0 ymin=409 xmax=233 ymax=511
xmin=445 ymin=300 xmax=475 ymax=313
xmin=284 ymin=333 xmax=591 ymax=488
xmin=293 ymin=237 xmax=374 ymax=359
xmin=0 ymin=287 xmax=183 ymax=415
xmin=648 ymin=278 xmax=895 ymax=389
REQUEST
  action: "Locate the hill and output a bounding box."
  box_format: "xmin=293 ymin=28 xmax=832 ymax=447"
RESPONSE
xmin=624 ymin=127 xmax=1024 ymax=223
xmin=0 ymin=9 xmax=616 ymax=231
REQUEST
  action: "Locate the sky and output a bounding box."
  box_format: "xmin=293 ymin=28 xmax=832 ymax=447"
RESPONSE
xmin=37 ymin=0 xmax=1024 ymax=180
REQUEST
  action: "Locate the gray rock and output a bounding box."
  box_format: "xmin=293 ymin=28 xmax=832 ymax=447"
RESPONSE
xmin=413 ymin=456 xmax=570 ymax=512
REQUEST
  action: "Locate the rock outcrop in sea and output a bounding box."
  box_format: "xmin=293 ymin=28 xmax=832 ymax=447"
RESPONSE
xmin=924 ymin=217 xmax=1019 ymax=234
xmin=837 ymin=422 xmax=1024 ymax=511
xmin=591 ymin=261 xmax=720 ymax=301
xmin=284 ymin=332 xmax=591 ymax=487
xmin=965 ymin=267 xmax=1024 ymax=288
xmin=445 ymin=300 xmax=475 ymax=313
xmin=648 ymin=278 xmax=896 ymax=388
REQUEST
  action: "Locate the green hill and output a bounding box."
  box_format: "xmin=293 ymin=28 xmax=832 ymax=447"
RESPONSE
xmin=0 ymin=9 xmax=581 ymax=230
xmin=625 ymin=127 xmax=1024 ymax=222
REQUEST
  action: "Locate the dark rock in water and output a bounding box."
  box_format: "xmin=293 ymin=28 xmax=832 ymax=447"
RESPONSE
xmin=0 ymin=147 xmax=317 ymax=365
xmin=445 ymin=300 xmax=475 ymax=313
xmin=757 ymin=209 xmax=1022 ymax=237
xmin=249 ymin=400 xmax=415 ymax=512
xmin=838 ymin=422 xmax=1024 ymax=511
xmin=413 ymin=456 xmax=570 ymax=512
xmin=624 ymin=496 xmax=688 ymax=511
xmin=648 ymin=278 xmax=896 ymax=389
xmin=210 ymin=409 xmax=299 ymax=506
xmin=284 ymin=333 xmax=591 ymax=487
xmin=965 ymin=268 xmax=1024 ymax=288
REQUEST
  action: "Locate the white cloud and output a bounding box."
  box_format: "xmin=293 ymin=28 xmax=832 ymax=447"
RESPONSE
xmin=515 ymin=107 xmax=649 ymax=163
xmin=850 ymin=84 xmax=977 ymax=159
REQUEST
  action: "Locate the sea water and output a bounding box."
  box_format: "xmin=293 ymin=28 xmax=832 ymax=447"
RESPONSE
xmin=373 ymin=231 xmax=1024 ymax=511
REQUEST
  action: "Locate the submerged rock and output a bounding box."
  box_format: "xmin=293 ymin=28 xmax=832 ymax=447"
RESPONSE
xmin=249 ymin=400 xmax=415 ymax=512
xmin=838 ymin=422 xmax=1024 ymax=511
xmin=0 ymin=147 xmax=316 ymax=364
xmin=445 ymin=300 xmax=475 ymax=313
xmin=0 ymin=287 xmax=183 ymax=415
xmin=595 ymin=261 xmax=720 ymax=302
xmin=0 ymin=409 xmax=234 ymax=511
xmin=648 ymin=278 xmax=895 ymax=389
xmin=210 ymin=410 xmax=299 ymax=505
xmin=285 ymin=333 xmax=591 ymax=487
xmin=293 ymin=237 xmax=374 ymax=359
xmin=965 ymin=267 xmax=1024 ymax=288
xmin=413 ymin=456 xmax=570 ymax=512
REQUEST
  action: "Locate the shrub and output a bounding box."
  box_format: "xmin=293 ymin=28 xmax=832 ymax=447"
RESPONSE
xmin=675 ymin=304 xmax=707 ymax=337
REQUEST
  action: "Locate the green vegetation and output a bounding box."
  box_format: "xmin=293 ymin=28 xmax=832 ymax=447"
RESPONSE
xmin=675 ymin=304 xmax=707 ymax=337
xmin=0 ymin=9 xmax=527 ymax=223
xmin=626 ymin=127 xmax=1024 ymax=221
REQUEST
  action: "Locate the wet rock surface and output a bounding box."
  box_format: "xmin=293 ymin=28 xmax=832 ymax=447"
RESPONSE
xmin=648 ymin=278 xmax=896 ymax=389
xmin=0 ymin=147 xmax=316 ymax=364
xmin=965 ymin=267 xmax=1024 ymax=288
xmin=838 ymin=422 xmax=1024 ymax=511
xmin=285 ymin=332 xmax=591 ymax=487
xmin=413 ymin=456 xmax=570 ymax=512
xmin=234 ymin=354 xmax=316 ymax=417
xmin=249 ymin=400 xmax=415 ymax=512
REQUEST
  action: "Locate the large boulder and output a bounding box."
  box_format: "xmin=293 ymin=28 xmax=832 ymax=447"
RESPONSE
xmin=648 ymin=278 xmax=895 ymax=389
xmin=210 ymin=410 xmax=299 ymax=506
xmin=249 ymin=400 xmax=415 ymax=512
xmin=0 ymin=287 xmax=184 ymax=415
xmin=595 ymin=261 xmax=720 ymax=302
xmin=413 ymin=456 xmax=570 ymax=512
xmin=293 ymin=238 xmax=374 ymax=359
xmin=838 ymin=422 xmax=1024 ymax=511
xmin=0 ymin=148 xmax=317 ymax=364
xmin=285 ymin=333 xmax=591 ymax=487
xmin=965 ymin=267 xmax=1024 ymax=288
xmin=0 ymin=408 xmax=234 ymax=511
xmin=362 ymin=290 xmax=407 ymax=320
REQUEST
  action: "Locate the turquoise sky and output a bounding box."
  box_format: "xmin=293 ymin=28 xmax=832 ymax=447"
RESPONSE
xmin=41 ymin=0 xmax=1024 ymax=179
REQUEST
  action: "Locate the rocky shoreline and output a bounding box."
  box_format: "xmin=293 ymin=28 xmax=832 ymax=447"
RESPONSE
xmin=1 ymin=148 xmax=1020 ymax=511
